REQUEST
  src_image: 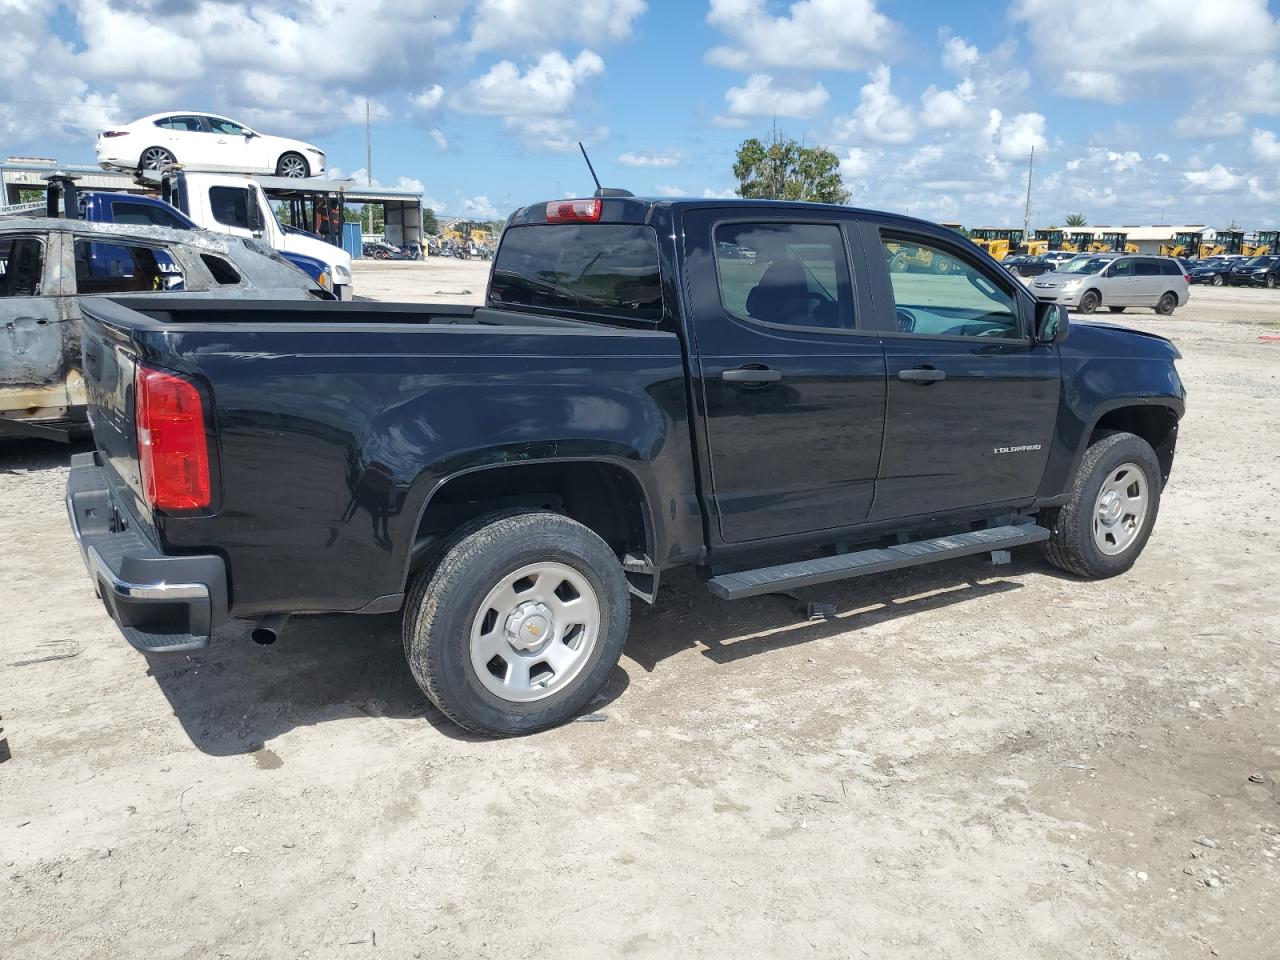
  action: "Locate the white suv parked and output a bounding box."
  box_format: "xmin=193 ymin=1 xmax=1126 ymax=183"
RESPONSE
xmin=1030 ymin=253 xmax=1190 ymax=315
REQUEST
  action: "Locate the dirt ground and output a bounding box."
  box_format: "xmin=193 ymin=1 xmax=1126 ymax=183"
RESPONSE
xmin=2 ymin=260 xmax=1278 ymax=959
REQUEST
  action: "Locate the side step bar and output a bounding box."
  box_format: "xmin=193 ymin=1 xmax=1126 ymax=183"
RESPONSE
xmin=707 ymin=524 xmax=1049 ymax=600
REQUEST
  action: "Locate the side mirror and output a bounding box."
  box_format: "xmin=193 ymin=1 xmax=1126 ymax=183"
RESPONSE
xmin=1035 ymin=301 xmax=1069 ymax=344
xmin=246 ymin=194 xmax=263 ymax=234
xmin=244 ymin=130 xmax=258 ymax=139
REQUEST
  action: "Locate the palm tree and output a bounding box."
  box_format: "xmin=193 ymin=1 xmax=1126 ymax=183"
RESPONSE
xmin=1065 ymin=213 xmax=1088 ymax=227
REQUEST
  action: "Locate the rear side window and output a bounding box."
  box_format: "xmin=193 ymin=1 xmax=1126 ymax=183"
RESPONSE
xmin=111 ymin=201 xmax=189 ymax=230
xmin=201 ymin=254 xmax=242 ymax=285
xmin=714 ymin=222 xmax=855 ymax=330
xmin=1135 ymin=259 xmax=1161 ymax=276
xmin=490 ymin=224 xmax=662 ymax=323
xmin=1159 ymin=259 xmax=1182 ymax=276
xmin=73 ymin=239 xmax=185 ymax=294
xmin=0 ymin=236 xmax=45 ymax=297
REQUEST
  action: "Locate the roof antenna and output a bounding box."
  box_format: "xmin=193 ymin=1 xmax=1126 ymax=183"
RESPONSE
xmin=578 ymin=141 xmax=634 ymax=199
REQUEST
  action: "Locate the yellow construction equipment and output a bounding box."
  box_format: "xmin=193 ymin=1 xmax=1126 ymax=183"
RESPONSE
xmin=1124 ymin=243 xmax=1139 ymax=254
xmin=1198 ymin=243 xmax=1225 ymax=259
xmin=1159 ymin=231 xmax=1203 ymax=259
xmin=1243 ymin=242 xmax=1270 ymax=257
xmin=1033 ymin=229 xmax=1071 ymax=252
xmin=968 ymin=227 xmax=1024 ymax=262
xmin=1068 ymin=231 xmax=1095 ymax=252
xmin=884 ymin=241 xmax=962 ymax=274
xmin=1019 ymin=239 xmax=1049 ymax=257
xmin=1245 ymin=230 xmax=1279 ymax=257
xmin=1100 ymin=231 xmax=1129 ymax=252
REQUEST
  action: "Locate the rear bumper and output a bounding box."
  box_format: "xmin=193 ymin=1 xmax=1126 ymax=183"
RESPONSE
xmin=66 ymin=451 xmax=227 ymax=654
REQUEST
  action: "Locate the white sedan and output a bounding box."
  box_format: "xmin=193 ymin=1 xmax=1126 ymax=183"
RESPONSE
xmin=96 ymin=112 xmax=326 ymax=178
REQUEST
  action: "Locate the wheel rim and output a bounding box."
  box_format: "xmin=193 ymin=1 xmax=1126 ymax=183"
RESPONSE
xmin=1158 ymin=294 xmax=1175 ymax=313
xmin=1092 ymin=462 xmax=1149 ymax=556
xmin=1213 ymin=275 xmax=1224 ymax=286
xmin=1081 ymin=292 xmax=1098 ymax=313
xmin=141 ymin=148 xmax=172 ymax=169
xmin=279 ymin=155 xmax=307 ymax=178
xmin=469 ymin=561 xmax=601 ymax=703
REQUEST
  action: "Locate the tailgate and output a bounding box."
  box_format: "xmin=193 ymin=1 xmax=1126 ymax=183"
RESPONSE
xmin=78 ymin=298 xmax=153 ymax=527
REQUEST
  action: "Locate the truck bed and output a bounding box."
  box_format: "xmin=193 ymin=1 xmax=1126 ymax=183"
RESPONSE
xmin=78 ymin=296 xmax=700 ymax=621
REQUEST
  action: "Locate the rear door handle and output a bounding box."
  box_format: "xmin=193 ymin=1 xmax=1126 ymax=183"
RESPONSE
xmin=722 ymin=367 xmax=782 ymax=383
xmin=898 ymin=367 xmax=946 ymax=384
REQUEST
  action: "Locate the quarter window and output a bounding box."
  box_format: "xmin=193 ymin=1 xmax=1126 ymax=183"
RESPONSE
xmin=155 ymin=115 xmax=204 ymax=132
xmin=73 ymin=240 xmax=185 ymax=294
xmin=880 ymin=236 xmax=1020 ymax=338
xmin=713 ymin=222 xmax=855 ymax=330
xmin=111 ymin=201 xmax=190 ymax=229
xmin=0 ymin=236 xmax=45 ymax=298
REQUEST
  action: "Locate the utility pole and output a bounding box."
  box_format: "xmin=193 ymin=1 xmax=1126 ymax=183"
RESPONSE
xmin=365 ymin=100 xmax=373 ymax=236
xmin=1022 ymin=146 xmax=1035 ymax=240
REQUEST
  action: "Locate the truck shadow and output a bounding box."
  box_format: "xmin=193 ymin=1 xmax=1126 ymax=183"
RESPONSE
xmin=0 ymin=437 xmax=94 ymax=472
xmin=145 ymin=553 xmax=1032 ymax=755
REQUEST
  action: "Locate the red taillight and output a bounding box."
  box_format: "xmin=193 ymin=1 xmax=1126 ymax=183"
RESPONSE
xmin=100 ymin=130 xmax=130 ymax=138
xmin=1184 ymin=274 xmax=1192 ymax=283
xmin=135 ymin=364 xmax=211 ymax=511
xmin=546 ymin=198 xmax=602 ymax=223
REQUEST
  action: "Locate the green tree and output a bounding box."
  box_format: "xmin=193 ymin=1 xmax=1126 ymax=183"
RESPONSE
xmin=422 ymin=207 xmax=439 ymax=235
xmin=733 ymin=132 xmax=849 ymax=204
xmin=1065 ymin=212 xmax=1088 ymax=227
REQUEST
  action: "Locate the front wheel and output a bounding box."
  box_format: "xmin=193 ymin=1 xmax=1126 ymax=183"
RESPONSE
xmin=1042 ymin=432 xmax=1162 ymax=579
xmin=402 ymin=511 xmax=630 ymax=736
xmin=276 ymin=152 xmax=309 ymax=178
xmin=1077 ymin=289 xmax=1101 ymax=314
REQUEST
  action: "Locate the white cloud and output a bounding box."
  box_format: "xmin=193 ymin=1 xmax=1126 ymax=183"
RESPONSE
xmin=1184 ymin=163 xmax=1246 ymax=192
xmin=411 ymin=85 xmax=445 ymax=112
xmin=618 ymin=151 xmax=685 ymax=168
xmin=430 ymin=128 xmax=449 ymax=151
xmin=469 ymin=0 xmax=647 ymax=53
xmin=653 ymin=184 xmax=685 ymax=196
xmin=722 ymin=74 xmax=829 ymax=119
xmin=941 ymin=35 xmax=979 ymax=73
xmin=456 ymin=50 xmax=604 ymax=115
xmin=1106 ymin=151 xmax=1142 ymax=172
xmin=705 ymin=0 xmax=898 ymax=71
xmin=993 ymin=111 xmax=1047 ymax=159
xmin=1154 ymin=152 xmax=1171 ymax=162
xmin=702 ymin=187 xmax=738 ymax=199
xmin=1013 ymin=0 xmax=1280 ymax=103
xmin=461 ymin=195 xmax=501 ymax=219
xmin=839 ymin=147 xmax=874 ymax=177
xmin=1252 ymin=128 xmax=1280 ymax=161
xmin=834 ymin=65 xmax=915 ymax=144
xmin=503 ymin=116 xmax=609 ymax=153
xmin=1173 ymin=105 xmax=1245 ymax=139
xmin=342 ymin=167 xmax=426 ymax=194
xmin=919 ymin=79 xmax=975 ymax=129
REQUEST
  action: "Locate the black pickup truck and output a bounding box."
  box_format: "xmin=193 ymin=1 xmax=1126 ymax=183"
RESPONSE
xmin=67 ymin=196 xmax=1185 ymax=735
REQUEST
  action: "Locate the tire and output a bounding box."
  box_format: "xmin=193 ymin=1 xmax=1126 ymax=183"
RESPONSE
xmin=276 ymin=152 xmax=309 ymax=178
xmin=1267 ymin=275 xmax=1277 ymax=290
xmin=1212 ymin=274 xmax=1225 ymax=286
xmin=1154 ymin=292 xmax=1177 ymax=315
xmin=139 ymin=146 xmax=175 ymax=171
xmin=1077 ymin=289 xmax=1101 ymax=314
xmin=1107 ymin=306 xmax=1125 ymax=313
xmin=1042 ymin=431 xmax=1162 ymax=579
xmin=402 ymin=511 xmax=630 ymax=737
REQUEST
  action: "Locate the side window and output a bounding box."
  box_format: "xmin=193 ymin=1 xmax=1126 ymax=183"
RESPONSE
xmin=1108 ymin=258 xmax=1134 ymax=277
xmin=208 ymin=117 xmax=247 ymax=136
xmin=153 ymin=117 xmax=176 ymax=130
xmin=0 ymin=236 xmax=45 ymax=297
xmin=111 ymin=201 xmax=189 ymax=230
xmin=880 ymin=235 xmax=1020 ymax=338
xmin=1135 ymin=259 xmax=1160 ymax=276
xmin=1159 ymin=259 xmax=1182 ymax=276
xmin=73 ymin=240 xmax=185 ymax=294
xmin=200 ymin=254 xmax=241 ymax=285
xmin=171 ymin=115 xmax=206 ymax=132
xmin=209 ymin=187 xmax=252 ymax=229
xmin=713 ymin=222 xmax=855 ymax=330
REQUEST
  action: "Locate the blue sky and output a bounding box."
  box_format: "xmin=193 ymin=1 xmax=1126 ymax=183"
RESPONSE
xmin=7 ymin=1 xmax=1280 ymax=226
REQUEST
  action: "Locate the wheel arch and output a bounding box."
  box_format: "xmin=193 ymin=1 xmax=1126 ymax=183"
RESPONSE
xmin=400 ymin=458 xmax=657 ymax=599
xmin=1085 ymin=401 xmax=1181 ymax=486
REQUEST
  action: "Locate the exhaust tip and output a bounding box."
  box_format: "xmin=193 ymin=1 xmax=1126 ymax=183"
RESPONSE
xmin=250 ymin=627 xmax=277 ymax=646
xmin=251 ymin=613 xmax=289 ymax=646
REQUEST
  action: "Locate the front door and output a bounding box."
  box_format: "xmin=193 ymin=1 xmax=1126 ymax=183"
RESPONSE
xmin=861 ymin=225 xmax=1060 ymax=521
xmin=684 ymin=211 xmax=887 ymax=544
xmin=0 ymin=232 xmax=76 ymax=416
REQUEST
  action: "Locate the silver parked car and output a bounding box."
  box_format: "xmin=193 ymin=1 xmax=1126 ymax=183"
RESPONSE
xmin=1 ymin=218 xmax=332 ymax=441
xmin=1030 ymin=253 xmax=1190 ymax=315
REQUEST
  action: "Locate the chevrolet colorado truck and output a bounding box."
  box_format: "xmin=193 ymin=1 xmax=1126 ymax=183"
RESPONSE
xmin=66 ymin=197 xmax=1185 ymax=736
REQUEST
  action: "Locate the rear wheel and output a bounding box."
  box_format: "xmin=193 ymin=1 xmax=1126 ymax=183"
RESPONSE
xmin=139 ymin=146 xmax=175 ymax=170
xmin=1154 ymin=292 xmax=1177 ymax=315
xmin=1077 ymin=289 xmax=1101 ymax=314
xmin=276 ymin=152 xmax=309 ymax=178
xmin=402 ymin=511 xmax=630 ymax=737
xmin=1267 ymin=275 xmax=1277 ymax=290
xmin=1042 ymin=431 xmax=1161 ymax=579
xmin=1212 ymin=274 xmax=1225 ymax=286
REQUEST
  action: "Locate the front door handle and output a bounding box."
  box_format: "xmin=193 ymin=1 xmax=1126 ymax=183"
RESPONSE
xmin=898 ymin=367 xmax=946 ymax=384
xmin=722 ymin=367 xmax=782 ymax=383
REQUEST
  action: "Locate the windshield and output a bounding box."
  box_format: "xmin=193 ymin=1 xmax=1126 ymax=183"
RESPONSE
xmin=1246 ymin=256 xmax=1276 ymax=266
xmin=1060 ymin=257 xmax=1112 ymax=275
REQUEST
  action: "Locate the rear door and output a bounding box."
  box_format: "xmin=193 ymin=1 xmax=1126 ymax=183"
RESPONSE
xmin=1134 ymin=258 xmax=1164 ymax=304
xmin=0 ymin=232 xmax=69 ymax=415
xmin=859 ymin=222 xmax=1059 ymax=521
xmin=682 ymin=210 xmax=887 ymax=544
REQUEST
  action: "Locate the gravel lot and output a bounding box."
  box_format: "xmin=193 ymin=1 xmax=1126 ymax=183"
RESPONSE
xmin=3 ymin=261 xmax=1278 ymax=959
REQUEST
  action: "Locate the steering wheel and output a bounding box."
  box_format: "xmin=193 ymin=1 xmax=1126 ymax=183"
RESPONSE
xmin=895 ymin=308 xmax=916 ymax=333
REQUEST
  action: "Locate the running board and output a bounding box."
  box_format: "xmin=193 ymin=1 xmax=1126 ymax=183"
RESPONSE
xmin=706 ymin=524 xmax=1049 ymax=600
